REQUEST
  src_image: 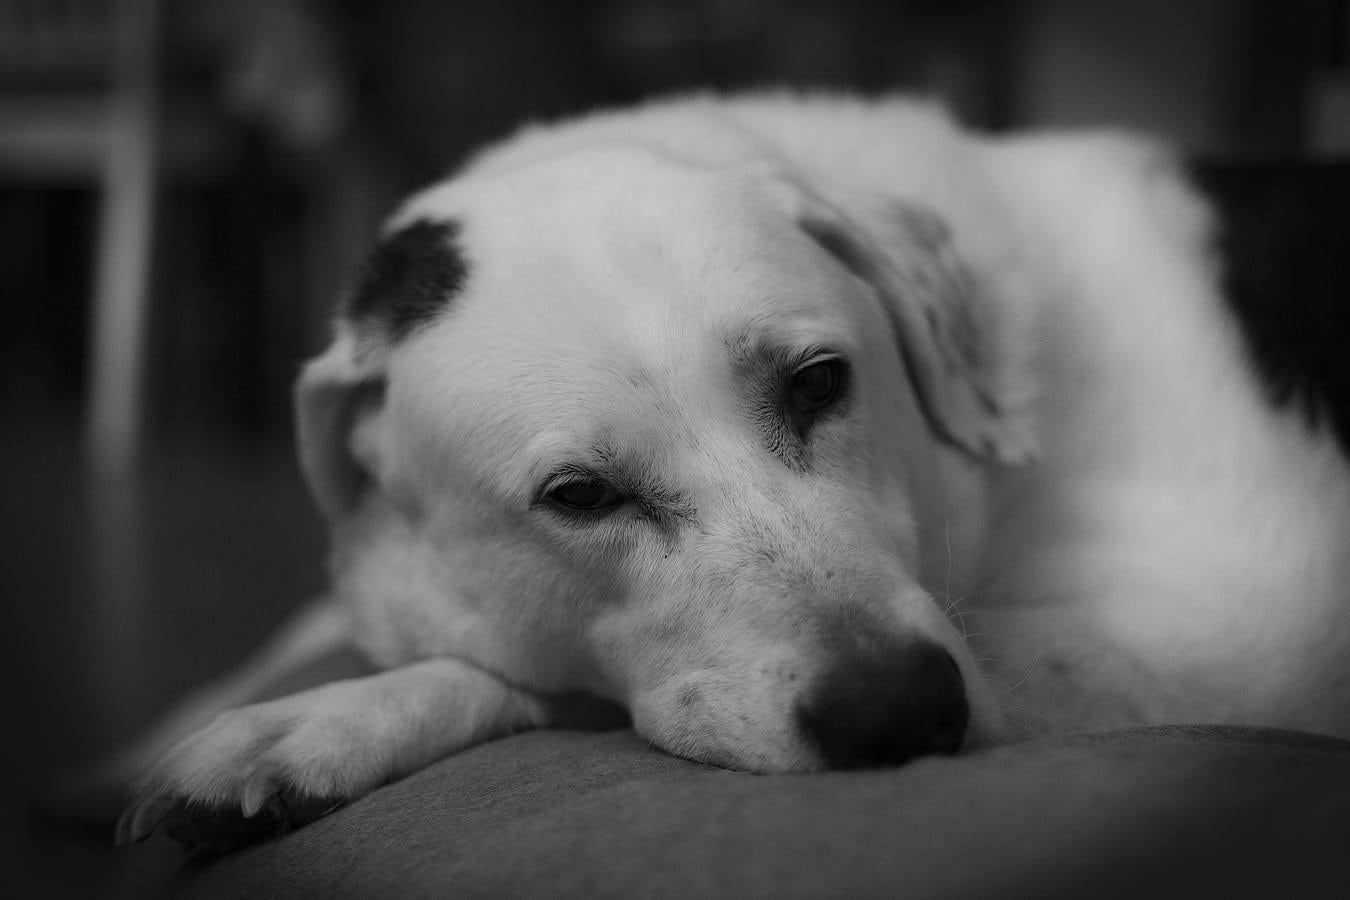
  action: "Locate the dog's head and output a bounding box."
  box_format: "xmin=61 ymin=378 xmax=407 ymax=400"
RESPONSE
xmin=296 ymin=140 xmax=1026 ymax=771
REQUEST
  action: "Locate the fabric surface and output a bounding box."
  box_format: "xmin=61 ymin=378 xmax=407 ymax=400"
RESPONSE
xmin=108 ymin=725 xmax=1350 ymax=898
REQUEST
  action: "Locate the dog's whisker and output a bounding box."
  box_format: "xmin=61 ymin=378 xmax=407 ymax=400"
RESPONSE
xmin=943 ymin=519 xmax=954 ymax=612
xmin=996 ymin=651 xmax=1046 ymax=696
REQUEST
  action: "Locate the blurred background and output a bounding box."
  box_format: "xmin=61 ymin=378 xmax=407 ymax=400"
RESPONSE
xmin=2 ymin=0 xmax=1347 ymax=887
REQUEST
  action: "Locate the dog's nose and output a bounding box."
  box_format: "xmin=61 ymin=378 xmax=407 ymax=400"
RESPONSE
xmin=794 ymin=639 xmax=969 ymax=769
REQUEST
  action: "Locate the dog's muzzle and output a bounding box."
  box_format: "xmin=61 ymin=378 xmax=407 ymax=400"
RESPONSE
xmin=794 ymin=638 xmax=969 ymax=769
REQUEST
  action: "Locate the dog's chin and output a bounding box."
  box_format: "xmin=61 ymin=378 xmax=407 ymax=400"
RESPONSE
xmin=632 ymin=701 xmax=954 ymax=775
xmin=646 ymin=722 xmax=992 ymax=774
xmin=634 ymin=683 xmax=999 ymax=774
xmin=646 ymin=730 xmax=826 ymax=774
xmin=630 ymin=691 xmax=824 ymax=774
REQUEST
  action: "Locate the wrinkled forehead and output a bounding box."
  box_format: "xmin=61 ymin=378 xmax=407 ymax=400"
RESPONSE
xmin=377 ymin=149 xmax=859 ymax=349
xmin=353 ymin=147 xmax=870 ymax=473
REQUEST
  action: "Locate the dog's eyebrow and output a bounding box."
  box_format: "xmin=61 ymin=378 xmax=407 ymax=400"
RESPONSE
xmin=632 ymin=482 xmax=698 ymax=528
xmin=725 ymin=322 xmax=837 ymax=372
xmin=582 ymin=442 xmax=698 ymax=527
xmin=344 ymin=218 xmax=470 ymax=340
xmin=724 ymin=324 xmax=773 ymax=369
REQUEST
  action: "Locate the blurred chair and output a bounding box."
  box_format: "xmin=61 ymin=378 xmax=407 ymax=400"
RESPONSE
xmin=0 ymin=0 xmax=159 ymax=477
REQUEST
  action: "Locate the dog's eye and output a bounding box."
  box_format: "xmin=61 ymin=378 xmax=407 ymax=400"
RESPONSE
xmin=546 ymin=479 xmax=626 ymax=513
xmin=789 ymin=358 xmax=844 ymax=415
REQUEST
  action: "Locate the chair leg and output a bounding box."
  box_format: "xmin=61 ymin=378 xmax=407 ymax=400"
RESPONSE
xmin=85 ymin=0 xmax=159 ymax=478
xmin=86 ymin=130 xmax=155 ymax=477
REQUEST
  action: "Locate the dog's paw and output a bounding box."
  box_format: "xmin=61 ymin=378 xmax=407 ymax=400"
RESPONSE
xmin=115 ymin=693 xmax=388 ymax=850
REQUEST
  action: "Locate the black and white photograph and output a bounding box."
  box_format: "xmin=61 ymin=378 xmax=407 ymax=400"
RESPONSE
xmin=5 ymin=0 xmax=1349 ymax=895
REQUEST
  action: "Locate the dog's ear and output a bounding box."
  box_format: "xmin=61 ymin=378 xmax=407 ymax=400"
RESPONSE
xmin=294 ymin=329 xmax=392 ymax=522
xmin=780 ymin=180 xmax=1036 ymax=464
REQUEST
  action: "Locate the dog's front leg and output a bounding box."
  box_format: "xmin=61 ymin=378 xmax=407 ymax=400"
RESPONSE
xmin=116 ymin=657 xmax=549 ymax=849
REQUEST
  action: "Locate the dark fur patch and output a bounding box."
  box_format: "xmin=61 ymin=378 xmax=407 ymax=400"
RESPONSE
xmin=1191 ymin=162 xmax=1350 ymax=456
xmin=344 ymin=219 xmax=469 ymax=340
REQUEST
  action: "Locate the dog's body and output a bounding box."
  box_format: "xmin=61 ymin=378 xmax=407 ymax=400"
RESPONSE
xmin=116 ymin=94 xmax=1350 ymax=845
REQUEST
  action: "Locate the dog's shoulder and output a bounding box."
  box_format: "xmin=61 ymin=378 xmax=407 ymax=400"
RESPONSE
xmin=986 ymin=127 xmax=1213 ymax=269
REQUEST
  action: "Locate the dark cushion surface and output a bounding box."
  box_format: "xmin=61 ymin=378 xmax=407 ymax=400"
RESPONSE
xmin=110 ymin=725 xmax=1350 ymax=898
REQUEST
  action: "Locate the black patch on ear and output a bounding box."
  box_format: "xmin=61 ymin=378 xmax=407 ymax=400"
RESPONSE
xmin=344 ymin=218 xmax=469 ymax=340
xmin=1191 ymin=162 xmax=1350 ymax=457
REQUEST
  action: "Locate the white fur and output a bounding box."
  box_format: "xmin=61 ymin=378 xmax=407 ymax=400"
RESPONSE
xmin=117 ymin=93 xmax=1350 ymax=844
xmin=969 ymin=132 xmax=1350 ymax=731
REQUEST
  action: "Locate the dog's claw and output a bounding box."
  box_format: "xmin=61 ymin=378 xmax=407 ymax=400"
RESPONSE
xmin=240 ymin=776 xmax=273 ymax=819
xmin=114 ymin=783 xmax=348 ymax=852
xmin=115 ymin=793 xmax=173 ymax=847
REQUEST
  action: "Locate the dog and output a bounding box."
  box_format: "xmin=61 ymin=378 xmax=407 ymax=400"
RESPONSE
xmin=114 ymin=92 xmax=1350 ymax=847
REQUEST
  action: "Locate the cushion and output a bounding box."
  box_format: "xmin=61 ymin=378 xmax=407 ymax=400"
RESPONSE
xmin=107 ymin=725 xmax=1350 ymax=897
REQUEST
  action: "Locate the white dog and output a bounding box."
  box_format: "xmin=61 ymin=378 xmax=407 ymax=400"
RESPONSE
xmin=116 ymin=93 xmax=1350 ymax=846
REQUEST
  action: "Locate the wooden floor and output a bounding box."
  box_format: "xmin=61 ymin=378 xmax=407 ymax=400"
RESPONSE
xmin=3 ymin=414 xmax=327 ymax=892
